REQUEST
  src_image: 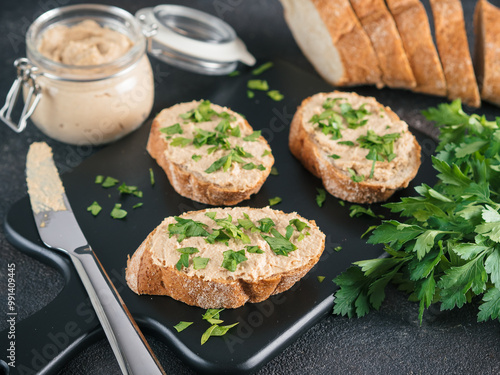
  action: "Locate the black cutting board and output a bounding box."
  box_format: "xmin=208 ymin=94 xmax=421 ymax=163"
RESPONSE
xmin=4 ymin=60 xmax=444 ymax=375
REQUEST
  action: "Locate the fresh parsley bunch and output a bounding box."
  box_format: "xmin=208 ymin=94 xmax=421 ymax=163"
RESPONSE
xmin=333 ymin=100 xmax=500 ymax=324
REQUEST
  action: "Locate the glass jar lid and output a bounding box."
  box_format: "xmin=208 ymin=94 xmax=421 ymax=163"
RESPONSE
xmin=136 ymin=5 xmax=255 ymax=75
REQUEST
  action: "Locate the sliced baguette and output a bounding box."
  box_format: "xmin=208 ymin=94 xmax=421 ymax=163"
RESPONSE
xmin=429 ymin=0 xmax=481 ymax=108
xmin=289 ymin=91 xmax=421 ymax=204
xmin=385 ymin=0 xmax=447 ymax=96
xmin=147 ymin=100 xmax=274 ymax=206
xmin=349 ymin=0 xmax=416 ymax=89
xmin=280 ymin=0 xmax=383 ymax=87
xmin=126 ymin=207 xmax=326 ymax=309
xmin=473 ymin=0 xmax=500 ymax=107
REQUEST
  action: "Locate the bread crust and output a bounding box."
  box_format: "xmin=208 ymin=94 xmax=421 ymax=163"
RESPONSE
xmin=429 ymin=0 xmax=481 ymax=108
xmin=474 ymin=0 xmax=500 ymax=107
xmin=349 ymin=0 xmax=416 ymax=89
xmin=126 ymin=209 xmax=326 ymax=309
xmin=147 ymin=103 xmax=274 ymax=206
xmin=385 ymin=0 xmax=447 ymax=96
xmin=289 ymin=92 xmax=421 ymax=204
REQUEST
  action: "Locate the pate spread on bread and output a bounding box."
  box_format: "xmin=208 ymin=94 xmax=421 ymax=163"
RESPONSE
xmin=126 ymin=207 xmax=326 ymax=309
xmin=147 ymin=100 xmax=274 ymax=206
xmin=289 ymin=91 xmax=421 ymax=204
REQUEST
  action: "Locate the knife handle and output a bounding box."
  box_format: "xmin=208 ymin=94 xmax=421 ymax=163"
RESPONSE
xmin=69 ymin=246 xmax=166 ymax=375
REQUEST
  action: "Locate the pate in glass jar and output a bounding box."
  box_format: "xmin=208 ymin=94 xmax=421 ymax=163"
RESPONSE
xmin=3 ymin=4 xmax=154 ymax=146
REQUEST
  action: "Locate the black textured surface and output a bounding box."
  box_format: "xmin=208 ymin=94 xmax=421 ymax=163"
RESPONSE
xmin=0 ymin=1 xmax=499 ymax=375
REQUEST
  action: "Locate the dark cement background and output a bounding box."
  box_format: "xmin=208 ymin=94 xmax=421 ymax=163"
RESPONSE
xmin=0 ymin=0 xmax=499 ymax=374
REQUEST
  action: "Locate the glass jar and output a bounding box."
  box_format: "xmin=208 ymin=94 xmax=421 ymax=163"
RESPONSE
xmin=2 ymin=4 xmax=154 ymax=145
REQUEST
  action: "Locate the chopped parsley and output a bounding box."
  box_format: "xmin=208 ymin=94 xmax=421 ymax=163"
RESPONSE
xmin=228 ymin=70 xmax=240 ymax=77
xmin=110 ymin=203 xmax=127 ymax=219
xmin=149 ymin=168 xmax=155 ymax=186
xmin=160 ymin=123 xmax=183 ymax=135
xmin=357 ymin=130 xmax=401 ymax=178
xmin=132 ymin=202 xmax=143 ymax=209
xmin=267 ymin=90 xmax=284 ymax=102
xmin=317 ymin=276 xmax=325 ymax=283
xmin=262 ymin=150 xmax=272 ymax=157
xmin=269 ymin=196 xmax=282 ymax=206
xmin=289 ymin=218 xmax=310 ymax=232
xmin=101 ymin=176 xmax=119 ymax=188
xmin=251 ymin=61 xmax=274 ymax=75
xmin=180 ymin=100 xmax=223 ymax=122
xmin=95 ymin=175 xmax=104 ymax=184
xmin=221 ymin=249 xmax=248 ymax=272
xmin=338 ymin=140 xmax=355 ymax=146
xmin=316 ymin=188 xmax=326 ymax=207
xmin=348 ymin=168 xmax=365 ymax=183
xmin=170 ymin=137 xmax=192 ymax=147
xmin=247 ymin=90 xmax=255 ymax=99
xmin=168 ymin=217 xmax=209 ymax=242
xmin=262 ymin=228 xmax=297 ymax=256
xmin=258 ymin=217 xmax=275 ymax=233
xmin=201 ymin=323 xmax=238 ymax=345
xmin=192 ymin=154 xmax=202 ymax=162
xmin=349 ymin=205 xmax=383 ymax=219
xmin=175 ymin=247 xmax=200 ymax=271
xmin=173 ymin=321 xmax=193 ymax=332
xmin=243 ymin=130 xmax=261 ymax=142
xmin=87 ymin=201 xmax=102 ymax=216
xmin=270 ymin=166 xmax=279 ymax=176
xmin=117 ymin=183 xmax=142 ymax=197
xmin=202 ymin=308 xmax=224 ymax=323
xmin=329 ymin=154 xmax=341 ymax=159
xmin=193 ymin=256 xmax=210 ymax=270
xmin=246 ymin=245 xmax=264 ymax=254
xmin=334 ymin=246 xmax=342 ymax=252
xmin=242 ymin=162 xmax=265 ymax=170
xmin=247 ymin=79 xmax=269 ymax=91
xmin=205 ymin=147 xmax=253 ymax=173
xmin=205 ymin=212 xmax=250 ymax=243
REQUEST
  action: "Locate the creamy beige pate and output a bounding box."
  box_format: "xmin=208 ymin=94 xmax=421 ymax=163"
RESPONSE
xmin=26 ymin=20 xmax=153 ymax=145
xmin=150 ymin=207 xmax=325 ymax=283
xmin=302 ymin=92 xmax=416 ymax=187
xmin=156 ymin=101 xmax=274 ymax=191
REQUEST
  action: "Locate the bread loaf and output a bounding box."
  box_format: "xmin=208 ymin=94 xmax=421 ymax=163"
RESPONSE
xmin=126 ymin=207 xmax=326 ymax=309
xmin=289 ymin=91 xmax=421 ymax=204
xmin=429 ymin=0 xmax=481 ymax=107
xmin=349 ymin=0 xmax=416 ymax=89
xmin=385 ymin=0 xmax=447 ymax=96
xmin=280 ymin=0 xmax=383 ymax=87
xmin=147 ymin=100 xmax=274 ymax=206
xmin=473 ymin=0 xmax=500 ymax=107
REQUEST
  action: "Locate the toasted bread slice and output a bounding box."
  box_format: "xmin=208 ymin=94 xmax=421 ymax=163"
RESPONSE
xmin=385 ymin=0 xmax=447 ymax=96
xmin=429 ymin=0 xmax=481 ymax=108
xmin=289 ymin=91 xmax=421 ymax=204
xmin=349 ymin=0 xmax=416 ymax=89
xmin=147 ymin=100 xmax=274 ymax=206
xmin=474 ymin=0 xmax=500 ymax=107
xmin=126 ymin=207 xmax=326 ymax=309
xmin=280 ymin=0 xmax=383 ymax=87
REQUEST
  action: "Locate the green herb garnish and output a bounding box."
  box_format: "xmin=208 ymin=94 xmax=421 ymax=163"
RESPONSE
xmin=329 ymin=154 xmax=341 ymax=159
xmin=270 ymin=166 xmax=279 ymax=176
xmin=221 ymin=249 xmax=248 ymax=272
xmin=132 ymin=202 xmax=143 ymax=209
xmin=333 ymin=100 xmax=500 ymax=324
xmin=348 ymin=168 xmax=365 ymax=183
xmin=267 ymin=90 xmax=284 ymax=101
xmin=338 ymin=140 xmax=355 ymax=146
xmin=317 ymin=276 xmax=325 ymax=283
xmin=251 ymin=61 xmax=274 ymax=75
xmin=349 ymin=205 xmax=383 ymax=219
xmin=110 ymin=204 xmax=127 ymax=219
xmin=246 ymin=245 xmax=264 ymax=254
xmin=149 ymin=168 xmax=155 ymax=186
xmin=357 ymin=130 xmax=401 ymax=178
xmin=269 ymin=196 xmax=282 ymax=206
xmin=117 ymin=183 xmax=142 ymax=197
xmin=242 ymin=163 xmax=265 ymax=170
xmin=247 ymin=90 xmax=255 ymax=99
xmin=175 ymin=247 xmax=200 ymax=271
xmin=316 ymin=188 xmax=326 ymax=207
xmin=205 ymin=213 xmax=250 ymax=243
xmin=87 ymin=201 xmax=102 ymax=216
xmin=258 ymin=218 xmax=275 ymax=233
xmin=193 ymin=256 xmax=210 ymax=270
xmin=228 ymin=70 xmax=240 ymax=77
xmin=102 ymin=176 xmax=119 ymax=188
xmin=289 ymin=218 xmax=310 ymax=232
xmin=173 ymin=321 xmax=193 ymax=332
xmin=95 ymin=175 xmax=104 ymax=184
xmin=247 ymin=79 xmax=269 ymax=91
xmin=192 ymin=154 xmax=202 ymax=162
xmin=201 ymin=323 xmax=238 ymax=345
xmin=168 ymin=217 xmax=209 ymax=242
xmin=160 ymin=123 xmax=183 ymax=135
xmin=170 ymin=137 xmax=192 ymax=147
xmin=243 ymin=130 xmax=261 ymax=142
xmin=262 ymin=150 xmax=272 ymax=157
xmin=262 ymin=228 xmax=298 ymax=256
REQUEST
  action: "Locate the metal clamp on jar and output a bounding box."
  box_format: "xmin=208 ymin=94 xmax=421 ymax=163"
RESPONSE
xmin=0 ymin=4 xmax=255 ymax=146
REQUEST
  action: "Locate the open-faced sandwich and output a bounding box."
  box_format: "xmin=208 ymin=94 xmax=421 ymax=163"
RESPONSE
xmin=126 ymin=207 xmax=326 ymax=309
xmin=289 ymin=91 xmax=421 ymax=204
xmin=147 ymin=100 xmax=274 ymax=206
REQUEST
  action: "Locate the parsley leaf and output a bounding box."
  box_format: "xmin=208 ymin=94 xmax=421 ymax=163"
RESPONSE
xmin=160 ymin=123 xmax=183 ymax=135
xmin=262 ymin=228 xmax=297 ymax=256
xmin=193 ymin=256 xmax=210 ymax=270
xmin=87 ymin=201 xmax=102 ymax=216
xmin=221 ymin=249 xmax=248 ymax=272
xmin=251 ymin=61 xmax=274 ymax=75
xmin=170 ymin=137 xmax=192 ymax=147
xmin=168 ymin=217 xmax=209 ymax=242
xmin=243 ymin=130 xmax=261 ymax=142
xmin=173 ymin=321 xmax=193 ymax=332
xmin=247 ymin=79 xmax=269 ymax=91
xmin=110 ymin=203 xmax=127 ymax=219
xmin=246 ymin=245 xmax=264 ymax=254
xmin=269 ymin=196 xmax=282 ymax=206
xmin=316 ymin=188 xmax=326 ymax=207
xmin=102 ymin=176 xmax=119 ymax=188
xmin=267 ymin=90 xmax=284 ymax=101
xmin=201 ymin=323 xmax=238 ymax=345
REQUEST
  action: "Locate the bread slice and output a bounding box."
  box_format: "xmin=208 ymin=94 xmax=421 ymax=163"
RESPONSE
xmin=126 ymin=207 xmax=326 ymax=309
xmin=429 ymin=0 xmax=481 ymax=108
xmin=385 ymin=0 xmax=447 ymax=96
xmin=289 ymin=91 xmax=421 ymax=204
xmin=280 ymin=0 xmax=383 ymax=87
xmin=473 ymin=0 xmax=500 ymax=107
xmin=349 ymin=0 xmax=416 ymax=89
xmin=147 ymin=100 xmax=274 ymax=206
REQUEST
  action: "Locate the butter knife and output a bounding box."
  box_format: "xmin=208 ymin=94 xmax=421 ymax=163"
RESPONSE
xmin=26 ymin=142 xmax=166 ymax=375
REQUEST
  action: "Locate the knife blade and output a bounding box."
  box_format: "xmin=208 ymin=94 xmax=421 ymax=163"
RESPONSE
xmin=26 ymin=142 xmax=166 ymax=375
